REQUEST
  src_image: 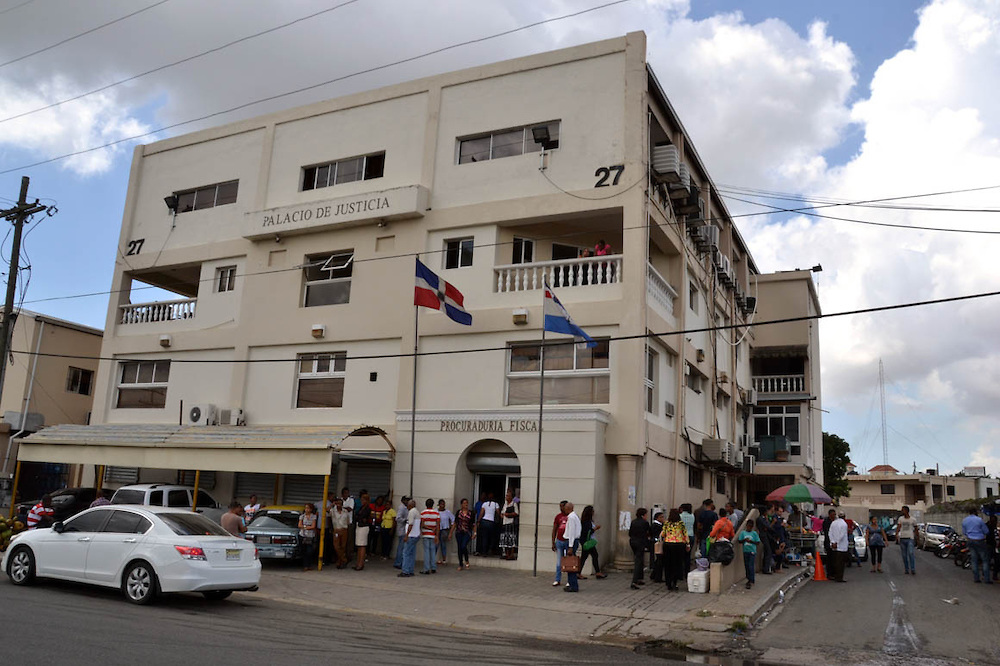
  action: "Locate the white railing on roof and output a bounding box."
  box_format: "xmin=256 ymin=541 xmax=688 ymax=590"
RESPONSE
xmin=646 ymin=263 xmax=678 ymax=317
xmin=494 ymin=254 xmax=622 ymax=293
xmin=120 ymin=298 xmax=197 ymax=325
xmin=752 ymin=374 xmax=806 ymax=393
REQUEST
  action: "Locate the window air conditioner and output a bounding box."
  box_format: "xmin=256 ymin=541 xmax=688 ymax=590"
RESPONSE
xmin=664 ymin=401 xmax=676 ymax=418
xmin=187 ymin=404 xmax=217 ymax=426
xmin=651 ymin=145 xmax=680 ymax=183
xmin=743 ymin=454 xmax=756 ymax=475
xmin=702 ymin=438 xmax=725 ymax=461
xmin=668 ymin=162 xmax=691 ymax=197
xmin=743 ymin=296 xmax=757 ymax=314
xmin=747 ymin=388 xmax=758 ymax=405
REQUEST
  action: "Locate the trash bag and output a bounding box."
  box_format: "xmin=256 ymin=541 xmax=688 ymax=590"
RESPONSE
xmin=708 ymin=538 xmax=735 ymax=565
xmin=695 ymin=557 xmax=710 ymax=571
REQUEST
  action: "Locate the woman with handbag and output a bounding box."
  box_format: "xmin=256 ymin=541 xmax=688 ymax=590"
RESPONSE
xmin=661 ymin=509 xmax=690 ymax=591
xmin=579 ymin=505 xmax=607 ymax=579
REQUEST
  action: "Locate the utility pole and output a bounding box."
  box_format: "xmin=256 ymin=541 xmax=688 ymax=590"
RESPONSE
xmin=0 ymin=177 xmax=48 ymax=401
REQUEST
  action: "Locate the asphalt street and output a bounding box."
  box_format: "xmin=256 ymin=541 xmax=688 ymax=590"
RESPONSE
xmin=0 ymin=575 xmax=686 ymax=666
xmin=750 ymin=544 xmax=1000 ymax=665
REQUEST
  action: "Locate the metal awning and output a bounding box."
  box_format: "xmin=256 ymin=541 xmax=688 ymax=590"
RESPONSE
xmin=16 ymin=424 xmax=394 ymax=476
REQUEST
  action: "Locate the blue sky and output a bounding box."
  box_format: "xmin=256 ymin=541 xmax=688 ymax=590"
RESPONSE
xmin=1 ymin=0 xmax=998 ymax=477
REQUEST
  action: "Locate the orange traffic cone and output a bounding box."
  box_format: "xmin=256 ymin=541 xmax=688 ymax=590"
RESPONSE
xmin=813 ymin=553 xmax=828 ymax=581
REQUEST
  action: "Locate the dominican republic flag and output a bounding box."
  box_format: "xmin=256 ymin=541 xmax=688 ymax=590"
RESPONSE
xmin=414 ymin=258 xmax=473 ymax=325
xmin=543 ymin=279 xmax=596 ymax=348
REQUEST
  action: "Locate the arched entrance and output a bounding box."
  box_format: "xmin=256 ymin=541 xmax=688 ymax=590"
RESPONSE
xmin=456 ymin=440 xmax=521 ymax=559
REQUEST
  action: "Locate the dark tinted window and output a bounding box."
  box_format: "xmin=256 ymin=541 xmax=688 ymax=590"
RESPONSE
xmin=159 ymin=512 xmax=230 ymax=536
xmin=112 ymin=489 xmax=145 ymax=505
xmin=195 ymin=490 xmax=216 ymax=508
xmin=149 ymin=490 xmax=163 ymax=506
xmin=249 ymin=513 xmax=300 ymax=530
xmin=167 ymin=490 xmax=189 ymax=507
xmin=103 ymin=510 xmax=152 ymax=534
xmin=63 ymin=510 xmax=109 ymax=533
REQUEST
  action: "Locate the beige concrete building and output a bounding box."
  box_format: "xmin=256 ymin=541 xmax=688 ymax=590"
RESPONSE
xmin=0 ymin=309 xmax=102 ymax=502
xmin=17 ymin=33 xmax=819 ymax=568
xmin=840 ymin=464 xmax=998 ymax=519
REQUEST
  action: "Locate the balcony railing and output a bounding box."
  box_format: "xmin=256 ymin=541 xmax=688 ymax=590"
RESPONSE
xmin=752 ymin=374 xmax=806 ymax=393
xmin=120 ymin=298 xmax=197 ymax=325
xmin=494 ymin=254 xmax=623 ymax=293
xmin=646 ymin=263 xmax=678 ymax=318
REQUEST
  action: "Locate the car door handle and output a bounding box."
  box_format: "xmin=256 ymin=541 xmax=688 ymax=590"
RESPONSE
xmin=122 ymin=538 xmax=137 ymax=543
xmin=77 ymin=537 xmax=91 ymax=542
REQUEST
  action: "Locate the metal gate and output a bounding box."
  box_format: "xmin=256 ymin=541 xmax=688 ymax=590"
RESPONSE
xmin=179 ymin=470 xmax=216 ymax=489
xmin=104 ymin=466 xmax=139 ymax=485
xmin=235 ymin=473 xmax=277 ymax=503
xmin=281 ymin=474 xmax=327 ymax=507
xmin=346 ymin=461 xmax=391 ymax=500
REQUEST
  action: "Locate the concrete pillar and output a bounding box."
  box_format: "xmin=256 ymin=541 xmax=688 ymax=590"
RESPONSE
xmin=614 ymin=454 xmax=640 ymax=568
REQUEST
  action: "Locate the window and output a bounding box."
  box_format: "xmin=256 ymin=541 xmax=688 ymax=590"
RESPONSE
xmin=445 ymin=238 xmax=474 ymax=269
xmin=689 ymin=281 xmax=699 ymax=313
xmin=716 ymin=475 xmax=726 ymax=495
xmin=110 ymin=489 xmax=144 ymax=504
xmin=116 ymin=360 xmax=170 ymax=409
xmin=512 ymin=237 xmax=534 ymax=264
xmin=881 ymin=484 xmax=896 ymax=495
xmin=644 ymin=347 xmax=657 ymax=414
xmin=506 ymin=339 xmax=610 ymax=405
xmin=63 ymin=511 xmax=109 ymax=533
xmin=103 ymin=510 xmax=151 ymax=534
xmin=988 ymin=488 xmax=994 ymax=498
xmin=752 ymin=405 xmax=800 ymax=443
xmin=66 ymin=366 xmax=93 ymax=396
xmin=216 ymin=265 xmax=236 ymax=292
xmin=458 ymin=121 xmax=560 ymax=164
xmin=302 ymin=152 xmax=385 ymax=191
xmin=947 ymin=485 xmax=956 ymax=496
xmin=688 ymin=466 xmax=703 ymax=489
xmin=296 ymin=352 xmax=347 ymax=408
xmin=174 ymin=180 xmax=238 ymax=213
xmin=159 ymin=512 xmax=231 ymax=537
xmin=303 ymin=251 xmax=353 ymax=307
xmin=167 ymin=490 xmax=189 ymax=507
xmin=149 ymin=490 xmax=163 ymax=506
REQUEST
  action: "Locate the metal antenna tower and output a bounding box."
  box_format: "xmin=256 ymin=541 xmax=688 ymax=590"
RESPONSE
xmin=879 ymin=359 xmax=888 ymax=467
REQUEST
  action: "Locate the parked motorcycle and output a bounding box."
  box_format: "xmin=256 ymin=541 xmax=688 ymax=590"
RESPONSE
xmin=952 ymin=536 xmax=972 ymax=569
xmin=936 ymin=532 xmax=959 ymax=559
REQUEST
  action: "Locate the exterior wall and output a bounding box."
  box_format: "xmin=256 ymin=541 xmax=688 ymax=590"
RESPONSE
xmin=841 ymin=473 xmax=1000 ymax=514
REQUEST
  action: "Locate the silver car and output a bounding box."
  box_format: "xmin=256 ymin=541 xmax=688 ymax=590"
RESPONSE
xmin=244 ymin=509 xmax=303 ymax=561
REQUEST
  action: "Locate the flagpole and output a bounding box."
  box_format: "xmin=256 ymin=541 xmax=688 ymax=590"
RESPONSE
xmin=410 ymin=303 xmax=418 ymax=499
xmin=532 ymin=304 xmax=547 ymax=577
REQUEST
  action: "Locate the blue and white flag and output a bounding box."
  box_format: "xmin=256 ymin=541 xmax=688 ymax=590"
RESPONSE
xmin=543 ymin=279 xmax=596 ymax=348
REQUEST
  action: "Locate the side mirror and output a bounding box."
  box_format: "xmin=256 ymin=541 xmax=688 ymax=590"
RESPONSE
xmin=52 ymin=521 xmax=65 ymax=534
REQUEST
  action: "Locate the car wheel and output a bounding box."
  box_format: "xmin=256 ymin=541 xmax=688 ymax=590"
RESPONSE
xmin=7 ymin=547 xmax=36 ymax=585
xmin=122 ymin=561 xmax=158 ymax=605
xmin=202 ymin=590 xmax=233 ymax=601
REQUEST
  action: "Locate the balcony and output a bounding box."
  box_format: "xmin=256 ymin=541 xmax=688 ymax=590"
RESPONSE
xmin=120 ymin=298 xmax=197 ymax=325
xmin=646 ymin=263 xmax=678 ymax=320
xmin=494 ymin=254 xmax=623 ymax=293
xmin=752 ymin=374 xmax=806 ymax=394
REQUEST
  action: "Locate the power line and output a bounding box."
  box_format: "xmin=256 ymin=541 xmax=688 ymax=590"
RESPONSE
xmin=0 ymin=0 xmax=37 ymax=17
xmin=0 ymin=0 xmax=361 ymax=126
xmin=0 ymin=0 xmax=634 ymax=176
xmin=0 ymin=0 xmax=172 ymax=70
xmin=11 ymin=284 xmax=1000 ymax=365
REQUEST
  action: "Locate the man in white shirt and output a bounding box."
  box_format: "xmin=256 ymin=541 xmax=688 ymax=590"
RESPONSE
xmin=393 ymin=495 xmax=410 ymax=569
xmin=399 ymin=499 xmax=420 ymax=577
xmin=563 ymin=502 xmax=582 ymax=592
xmin=478 ymin=493 xmax=501 ymax=557
xmin=330 ymin=497 xmax=351 ymax=569
xmin=244 ymin=495 xmax=261 ymax=524
xmin=341 ymin=487 xmax=356 ymax=559
xmin=828 ymin=512 xmax=849 ymax=582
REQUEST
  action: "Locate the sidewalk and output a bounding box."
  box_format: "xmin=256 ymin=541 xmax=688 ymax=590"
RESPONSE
xmin=244 ymin=555 xmax=808 ymax=651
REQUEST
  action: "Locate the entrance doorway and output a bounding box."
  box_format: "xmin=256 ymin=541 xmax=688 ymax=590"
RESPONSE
xmin=474 ymin=474 xmax=520 ymax=504
xmin=459 ymin=439 xmax=521 ymax=560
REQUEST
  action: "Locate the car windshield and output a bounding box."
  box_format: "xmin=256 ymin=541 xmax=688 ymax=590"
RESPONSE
xmin=111 ymin=489 xmax=145 ymax=504
xmin=249 ymin=513 xmax=300 ymax=530
xmin=159 ymin=512 xmax=231 ymax=536
xmin=927 ymin=524 xmax=951 ymax=534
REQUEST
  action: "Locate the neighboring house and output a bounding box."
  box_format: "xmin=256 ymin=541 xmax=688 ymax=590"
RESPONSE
xmin=745 ymin=270 xmax=824 ymax=504
xmin=840 ymin=465 xmax=998 ymax=517
xmin=0 ymin=309 xmax=102 ymax=503
xmin=18 ymin=32 xmax=814 ymax=568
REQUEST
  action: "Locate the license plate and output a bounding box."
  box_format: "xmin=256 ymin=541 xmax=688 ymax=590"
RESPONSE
xmin=226 ymin=549 xmax=241 ymax=561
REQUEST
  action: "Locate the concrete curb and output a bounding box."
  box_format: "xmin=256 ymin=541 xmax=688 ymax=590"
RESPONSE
xmin=748 ymin=569 xmax=810 ymax=627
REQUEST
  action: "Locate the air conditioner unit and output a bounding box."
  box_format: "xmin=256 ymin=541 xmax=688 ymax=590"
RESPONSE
xmin=747 ymin=388 xmax=758 ymax=405
xmin=743 ymin=454 xmax=756 ymax=475
xmin=715 ymin=253 xmax=731 ymax=278
xmin=718 ymin=371 xmax=729 ymax=384
xmin=187 ymin=404 xmax=217 ymax=426
xmin=702 ymin=438 xmax=725 ymax=461
xmin=664 ymin=401 xmax=676 ymax=418
xmin=668 ymin=162 xmax=691 ymax=197
xmin=230 ymin=409 xmax=246 ymax=426
xmin=651 ymin=145 xmax=680 ymax=183
xmin=721 ymin=442 xmax=734 ymax=465
xmin=743 ymin=296 xmax=757 ymax=314
xmin=732 ymin=447 xmax=744 ymax=469
xmin=677 ymin=187 xmax=702 ymax=216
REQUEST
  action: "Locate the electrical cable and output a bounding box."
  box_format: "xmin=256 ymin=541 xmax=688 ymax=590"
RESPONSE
xmin=0 ymin=0 xmax=362 ymax=126
xmin=716 ymin=181 xmax=1000 ymax=213
xmin=9 ymin=284 xmax=1000 ymax=365
xmin=0 ymin=0 xmax=172 ymax=70
xmin=0 ymin=0 xmax=37 ymax=17
xmin=0 ymin=0 xmax=634 ymax=176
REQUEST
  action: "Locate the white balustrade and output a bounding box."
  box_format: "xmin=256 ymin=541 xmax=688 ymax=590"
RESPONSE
xmin=120 ymin=298 xmax=197 ymax=325
xmin=646 ymin=263 xmax=678 ymax=317
xmin=752 ymin=375 xmax=806 ymax=393
xmin=494 ymin=254 xmax=623 ymax=292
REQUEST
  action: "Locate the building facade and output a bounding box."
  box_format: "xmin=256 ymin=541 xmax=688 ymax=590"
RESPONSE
xmin=0 ymin=309 xmax=102 ymax=503
xmin=19 ymin=32 xmax=820 ymax=568
xmin=841 ymin=465 xmax=998 ymax=519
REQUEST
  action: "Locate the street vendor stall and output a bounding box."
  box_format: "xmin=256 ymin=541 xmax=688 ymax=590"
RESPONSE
xmin=766 ymin=483 xmax=833 ymax=564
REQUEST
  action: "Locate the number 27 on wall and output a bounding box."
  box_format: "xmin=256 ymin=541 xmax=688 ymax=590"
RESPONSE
xmin=594 ymin=165 xmax=624 ymax=187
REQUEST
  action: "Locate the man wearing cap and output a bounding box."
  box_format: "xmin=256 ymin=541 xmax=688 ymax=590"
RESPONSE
xmin=393 ymin=494 xmax=411 ymax=568
xmin=828 ymin=511 xmax=849 ymax=582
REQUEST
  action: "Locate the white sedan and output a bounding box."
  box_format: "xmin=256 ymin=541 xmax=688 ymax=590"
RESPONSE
xmin=2 ymin=505 xmax=260 ymax=604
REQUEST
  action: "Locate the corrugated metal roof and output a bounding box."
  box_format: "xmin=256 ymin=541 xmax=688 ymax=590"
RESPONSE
xmin=22 ymin=424 xmax=354 ymax=450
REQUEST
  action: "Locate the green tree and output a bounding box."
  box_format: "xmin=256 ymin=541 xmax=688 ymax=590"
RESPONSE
xmin=822 ymin=432 xmax=852 ymax=500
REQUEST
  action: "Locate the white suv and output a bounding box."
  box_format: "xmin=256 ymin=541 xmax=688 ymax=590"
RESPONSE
xmin=111 ymin=484 xmax=225 ymax=523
